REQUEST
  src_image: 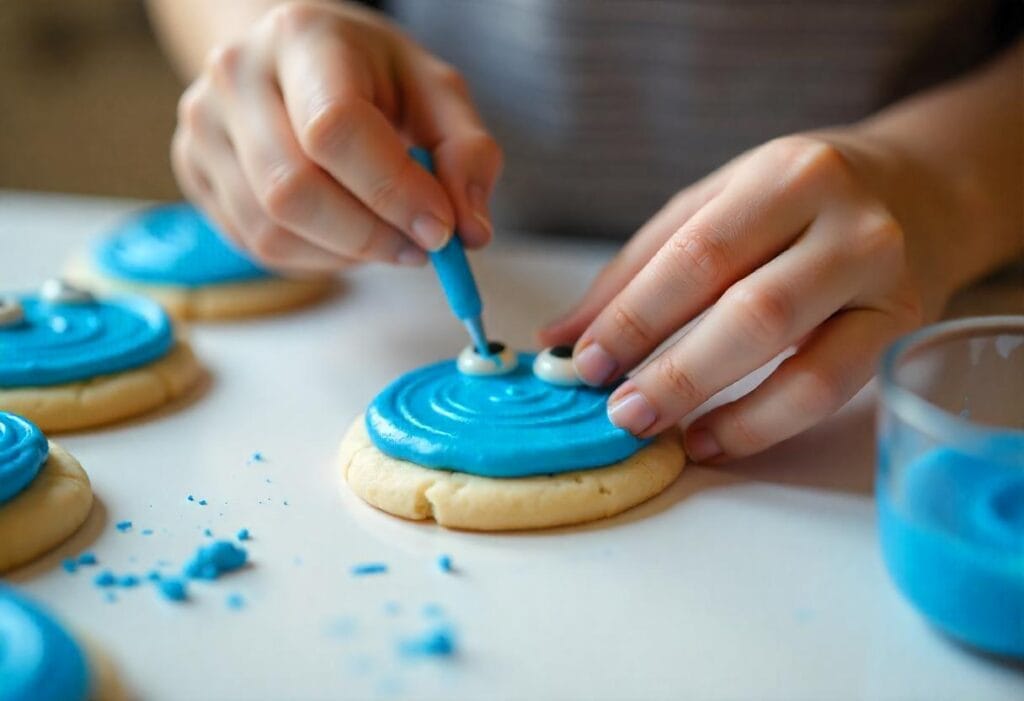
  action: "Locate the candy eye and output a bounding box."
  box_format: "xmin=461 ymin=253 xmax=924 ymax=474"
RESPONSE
xmin=457 ymin=341 xmax=518 ymax=376
xmin=40 ymin=278 xmax=94 ymax=304
xmin=0 ymin=297 xmax=24 ymax=328
xmin=533 ymin=345 xmax=581 ymax=386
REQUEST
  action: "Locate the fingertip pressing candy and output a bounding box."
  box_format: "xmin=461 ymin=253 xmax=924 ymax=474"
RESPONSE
xmin=456 ymin=341 xmax=518 ymax=376
xmin=533 ymin=345 xmax=582 ymax=386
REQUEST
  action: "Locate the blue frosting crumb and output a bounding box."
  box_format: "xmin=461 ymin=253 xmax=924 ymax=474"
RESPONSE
xmin=203 ymin=528 xmax=213 ymax=537
xmin=226 ymin=593 xmax=245 ymax=610
xmin=141 ymin=529 xmax=154 ymax=536
xmin=183 ymin=541 xmax=248 ymax=580
xmin=198 ymin=499 xmax=208 ymax=506
xmin=248 ymin=452 xmax=266 ymax=464
xmin=398 ymin=626 xmax=456 ymax=658
xmin=187 ymin=495 xmax=194 ymax=502
xmin=77 ymin=552 xmax=97 ymax=566
xmin=118 ymin=574 xmax=140 ymax=588
xmin=156 ymin=578 xmax=188 ymax=602
xmin=436 ymin=554 xmax=453 ymax=573
xmin=351 ymin=562 xmax=388 ymax=576
xmin=62 ymin=558 xmax=78 ymax=573
xmin=115 ymin=520 xmax=133 ymax=532
xmin=94 ymin=570 xmax=117 ymax=587
xmin=237 ymin=528 xmax=251 ymax=541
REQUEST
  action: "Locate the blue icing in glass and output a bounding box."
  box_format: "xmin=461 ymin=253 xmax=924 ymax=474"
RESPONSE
xmin=879 ymin=447 xmax=1024 ymax=657
xmin=92 ymin=202 xmax=271 ymax=286
xmin=366 ymin=353 xmax=648 ymax=477
xmin=0 ymin=294 xmax=173 ymax=388
xmin=0 ymin=585 xmax=90 ymax=701
xmin=0 ymin=413 xmax=48 ymax=505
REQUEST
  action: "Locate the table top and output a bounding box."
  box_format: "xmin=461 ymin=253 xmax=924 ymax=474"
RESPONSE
xmin=2 ymin=190 xmax=1022 ymax=701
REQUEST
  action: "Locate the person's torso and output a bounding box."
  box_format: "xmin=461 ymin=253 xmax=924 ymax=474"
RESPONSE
xmin=386 ymin=0 xmax=1016 ymax=237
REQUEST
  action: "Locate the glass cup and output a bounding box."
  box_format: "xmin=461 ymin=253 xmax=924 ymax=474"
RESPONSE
xmin=877 ymin=315 xmax=1023 ymax=658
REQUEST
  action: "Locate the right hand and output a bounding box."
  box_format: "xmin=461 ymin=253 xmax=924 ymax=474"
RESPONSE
xmin=171 ymin=1 xmax=502 ymax=273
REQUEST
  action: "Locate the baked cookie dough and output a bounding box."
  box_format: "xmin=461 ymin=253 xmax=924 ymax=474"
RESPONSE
xmin=66 ymin=202 xmax=332 ymax=320
xmin=0 ymin=584 xmax=125 ymax=701
xmin=0 ymin=287 xmax=204 ymax=432
xmin=0 ymin=414 xmax=93 ymax=573
xmin=339 ymin=417 xmax=683 ymax=531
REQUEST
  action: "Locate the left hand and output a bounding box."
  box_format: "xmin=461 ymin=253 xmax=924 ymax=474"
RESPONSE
xmin=538 ymin=134 xmax=946 ymax=464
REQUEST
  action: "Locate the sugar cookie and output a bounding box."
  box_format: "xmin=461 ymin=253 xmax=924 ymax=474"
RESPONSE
xmin=339 ymin=351 xmax=684 ymax=530
xmin=0 ymin=291 xmax=203 ymax=432
xmin=0 ymin=413 xmax=93 ymax=573
xmin=0 ymin=585 xmax=125 ymax=700
xmin=66 ymin=202 xmax=332 ymax=320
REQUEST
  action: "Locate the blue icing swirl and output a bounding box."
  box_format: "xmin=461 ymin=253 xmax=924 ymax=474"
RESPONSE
xmin=366 ymin=353 xmax=648 ymax=477
xmin=0 ymin=584 xmax=90 ymax=701
xmin=92 ymin=202 xmax=271 ymax=286
xmin=0 ymin=295 xmax=173 ymax=388
xmin=0 ymin=413 xmax=48 ymax=505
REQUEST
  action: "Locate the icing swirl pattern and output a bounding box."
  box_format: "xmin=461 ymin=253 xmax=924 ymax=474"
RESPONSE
xmin=93 ymin=202 xmax=271 ymax=286
xmin=0 ymin=294 xmax=173 ymax=387
xmin=0 ymin=585 xmax=90 ymax=701
xmin=367 ymin=353 xmax=648 ymax=477
xmin=0 ymin=412 xmax=48 ymax=505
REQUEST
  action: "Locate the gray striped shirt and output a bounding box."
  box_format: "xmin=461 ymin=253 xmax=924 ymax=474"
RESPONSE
xmin=386 ymin=0 xmax=1019 ymax=237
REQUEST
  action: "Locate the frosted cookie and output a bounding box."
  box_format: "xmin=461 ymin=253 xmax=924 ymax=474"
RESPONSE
xmin=0 ymin=584 xmax=125 ymax=700
xmin=0 ymin=285 xmax=203 ymax=432
xmin=339 ymin=346 xmax=685 ymax=531
xmin=0 ymin=412 xmax=92 ymax=573
xmin=66 ymin=202 xmax=333 ymax=320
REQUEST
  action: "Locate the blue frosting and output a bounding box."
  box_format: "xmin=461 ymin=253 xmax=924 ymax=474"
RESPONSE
xmin=366 ymin=353 xmax=648 ymax=477
xmin=0 ymin=294 xmax=173 ymax=388
xmin=0 ymin=413 xmax=48 ymax=505
xmin=92 ymin=202 xmax=271 ymax=287
xmin=0 ymin=585 xmax=90 ymax=701
xmin=183 ymin=541 xmax=248 ymax=580
xmin=880 ymin=447 xmax=1024 ymax=657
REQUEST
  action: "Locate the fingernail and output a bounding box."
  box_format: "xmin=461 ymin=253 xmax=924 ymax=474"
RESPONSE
xmin=607 ymin=391 xmax=657 ymax=435
xmin=396 ymin=244 xmax=427 ymax=267
xmin=467 ymin=183 xmax=492 ymax=236
xmin=685 ymin=428 xmax=722 ymax=463
xmin=573 ymin=343 xmax=617 ymax=386
xmin=411 ymin=213 xmax=451 ymax=251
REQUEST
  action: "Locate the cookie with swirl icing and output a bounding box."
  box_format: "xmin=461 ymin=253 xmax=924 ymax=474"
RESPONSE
xmin=0 ymin=290 xmax=203 ymax=432
xmin=66 ymin=202 xmax=333 ymax=320
xmin=0 ymin=412 xmax=92 ymax=573
xmin=339 ymin=350 xmax=684 ymax=531
xmin=0 ymin=584 xmax=126 ymax=700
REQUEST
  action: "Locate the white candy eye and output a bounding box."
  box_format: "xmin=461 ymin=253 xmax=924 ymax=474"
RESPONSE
xmin=40 ymin=278 xmax=94 ymax=304
xmin=0 ymin=297 xmax=25 ymax=327
xmin=533 ymin=345 xmax=581 ymax=386
xmin=457 ymin=341 xmax=518 ymax=376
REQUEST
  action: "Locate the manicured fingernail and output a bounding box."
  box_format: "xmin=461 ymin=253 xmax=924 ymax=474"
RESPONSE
xmin=396 ymin=244 xmax=427 ymax=267
xmin=467 ymin=183 xmax=492 ymax=236
xmin=573 ymin=343 xmax=617 ymax=386
xmin=607 ymin=391 xmax=657 ymax=435
xmin=411 ymin=213 xmax=451 ymax=251
xmin=685 ymin=428 xmax=722 ymax=463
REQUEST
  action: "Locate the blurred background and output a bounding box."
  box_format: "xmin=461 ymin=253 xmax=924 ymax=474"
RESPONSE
xmin=1 ymin=0 xmax=182 ymax=199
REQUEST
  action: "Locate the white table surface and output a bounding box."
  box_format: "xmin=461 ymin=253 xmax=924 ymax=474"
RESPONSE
xmin=2 ymin=190 xmax=1022 ymax=701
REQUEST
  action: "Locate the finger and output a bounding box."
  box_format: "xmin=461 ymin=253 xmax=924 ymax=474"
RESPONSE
xmin=604 ymin=211 xmax=877 ymax=437
xmin=273 ymin=27 xmax=455 ymax=250
xmin=683 ymin=307 xmax=906 ymax=462
xmin=200 ymin=139 xmax=354 ymax=274
xmin=211 ymin=49 xmax=423 ymax=266
xmin=401 ymin=52 xmax=503 ymax=248
xmin=537 ymin=168 xmax=731 ymax=347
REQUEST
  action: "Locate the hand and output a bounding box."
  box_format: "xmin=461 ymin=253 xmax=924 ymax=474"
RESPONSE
xmin=539 ymin=134 xmax=947 ymax=463
xmin=171 ymin=1 xmax=502 ymax=273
